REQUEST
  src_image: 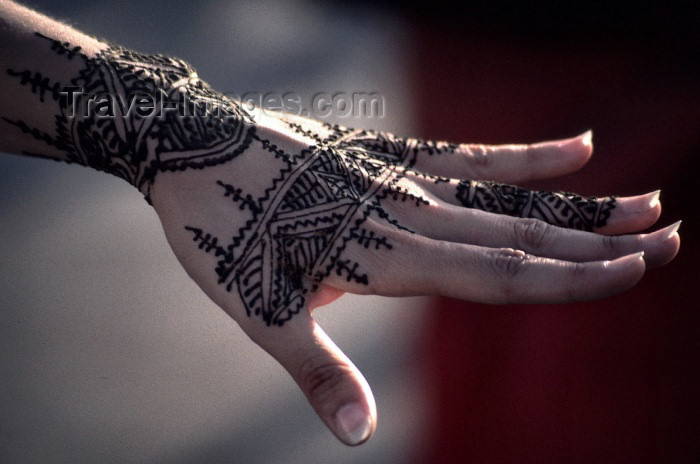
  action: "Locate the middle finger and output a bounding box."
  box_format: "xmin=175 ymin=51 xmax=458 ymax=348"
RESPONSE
xmin=400 ymin=202 xmax=680 ymax=268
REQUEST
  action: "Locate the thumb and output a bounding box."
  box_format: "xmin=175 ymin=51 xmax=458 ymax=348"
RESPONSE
xmin=246 ymin=312 xmax=377 ymax=446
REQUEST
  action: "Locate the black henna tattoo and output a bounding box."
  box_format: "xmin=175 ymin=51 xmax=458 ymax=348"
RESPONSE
xmin=5 ymin=32 xmax=255 ymax=201
xmin=403 ymin=138 xmax=618 ymax=229
xmin=186 ymin=126 xmax=423 ymax=326
xmin=6 ymin=32 xmax=617 ymax=328
xmin=455 ymin=180 xmax=616 ymax=231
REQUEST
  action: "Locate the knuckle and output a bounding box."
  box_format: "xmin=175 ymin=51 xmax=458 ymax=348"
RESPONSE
xmin=567 ymin=261 xmax=588 ymax=279
xmin=464 ymin=144 xmax=492 ymax=173
xmin=601 ymin=234 xmax=617 ymax=253
xmin=562 ymin=262 xmax=590 ymax=299
xmin=512 ymin=217 xmax=551 ymax=251
xmin=298 ymin=354 xmax=351 ymax=404
xmin=488 ymin=247 xmax=529 ymax=279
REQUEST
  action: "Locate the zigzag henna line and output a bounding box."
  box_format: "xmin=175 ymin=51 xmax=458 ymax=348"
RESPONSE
xmin=414 ymin=138 xmax=458 ymax=156
xmin=351 ymin=229 xmax=393 ymax=250
xmin=35 ymin=32 xmax=83 ymax=59
xmin=216 ymin=180 xmax=262 ymax=213
xmin=185 ymin=226 xmax=230 ymax=257
xmin=2 ymin=117 xmax=68 ymax=151
xmin=252 ymin=132 xmax=294 ymax=161
xmin=6 ymin=69 xmax=63 ymax=102
xmin=286 ymin=122 xmax=325 ymax=145
xmin=221 ymin=142 xmax=302 ymax=261
xmin=455 ymin=180 xmax=617 ymax=231
xmin=334 ymin=259 xmax=369 ymax=284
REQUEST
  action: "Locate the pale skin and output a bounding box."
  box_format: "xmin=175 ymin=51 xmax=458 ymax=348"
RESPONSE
xmin=0 ymin=0 xmax=681 ymax=446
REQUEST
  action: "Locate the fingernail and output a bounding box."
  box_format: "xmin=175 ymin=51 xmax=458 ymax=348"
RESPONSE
xmin=607 ymin=251 xmax=645 ymax=268
xmin=580 ymin=129 xmax=592 ymax=147
xmin=336 ymin=403 xmax=372 ymax=445
xmin=663 ymin=220 xmax=682 ymax=240
xmin=624 ymin=251 xmax=645 ymax=263
xmin=557 ymin=130 xmax=592 ymax=149
xmin=647 ymin=190 xmax=661 ymax=209
xmin=618 ymin=190 xmax=661 ymax=212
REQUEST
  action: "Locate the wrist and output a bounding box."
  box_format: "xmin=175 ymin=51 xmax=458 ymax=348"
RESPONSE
xmin=4 ymin=31 xmax=256 ymax=203
xmin=61 ymin=43 xmax=255 ymax=202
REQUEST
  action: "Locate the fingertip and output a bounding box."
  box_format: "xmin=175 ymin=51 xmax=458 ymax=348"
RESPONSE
xmin=244 ymin=313 xmax=378 ymax=446
xmin=564 ymin=130 xmax=594 ymax=165
xmin=581 ymin=129 xmax=593 ymax=149
xmin=605 ymin=251 xmax=646 ymax=292
xmin=641 ymin=193 xmax=662 ymax=228
xmin=648 ymin=189 xmax=661 ymax=209
xmin=661 ymin=230 xmax=681 ymax=267
xmin=573 ymin=130 xmax=594 ymax=165
xmin=609 ymin=250 xmax=646 ymax=267
xmin=665 ymin=219 xmax=682 ymax=238
xmin=335 ymin=402 xmax=376 ymax=446
xmin=597 ymin=190 xmax=662 ymax=235
xmin=541 ymin=130 xmax=594 ymax=174
xmin=295 ymin=322 xmax=377 ymax=446
xmin=578 ymin=252 xmax=646 ymax=301
xmin=642 ymin=221 xmax=681 ymax=268
xmin=333 ymin=347 xmax=378 ymax=445
xmin=648 ymin=225 xmax=681 ymax=267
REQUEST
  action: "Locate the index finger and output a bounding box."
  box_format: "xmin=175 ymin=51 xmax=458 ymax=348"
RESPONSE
xmin=408 ymin=131 xmax=593 ymax=183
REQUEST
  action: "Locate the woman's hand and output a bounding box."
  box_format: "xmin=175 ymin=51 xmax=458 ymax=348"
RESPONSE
xmin=0 ymin=22 xmax=680 ymax=445
xmin=149 ymin=109 xmax=680 ymax=445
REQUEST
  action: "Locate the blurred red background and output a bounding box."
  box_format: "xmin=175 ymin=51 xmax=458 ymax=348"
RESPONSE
xmin=399 ymin=3 xmax=700 ymax=463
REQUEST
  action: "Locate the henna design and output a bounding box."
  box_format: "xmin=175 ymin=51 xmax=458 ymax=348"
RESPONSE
xmin=6 ymin=32 xmax=619 ymax=328
xmin=5 ymin=69 xmax=63 ymax=102
xmin=5 ymin=32 xmax=255 ymax=201
xmin=455 ymin=180 xmax=616 ymax=231
xmin=186 ymin=126 xmax=421 ymax=326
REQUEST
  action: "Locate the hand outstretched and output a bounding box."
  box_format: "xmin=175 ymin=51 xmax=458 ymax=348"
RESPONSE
xmin=3 ymin=36 xmax=679 ymax=445
xmin=149 ymin=110 xmax=679 ymax=445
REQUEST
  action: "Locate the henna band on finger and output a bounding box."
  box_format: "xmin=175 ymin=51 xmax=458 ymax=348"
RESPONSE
xmin=455 ymin=180 xmax=616 ymax=231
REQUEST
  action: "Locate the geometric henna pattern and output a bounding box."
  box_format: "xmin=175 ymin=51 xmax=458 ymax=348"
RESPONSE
xmin=456 ymin=180 xmax=616 ymax=231
xmin=5 ymin=32 xmax=618 ymax=327
xmin=4 ymin=33 xmax=255 ymax=202
xmin=185 ymin=126 xmax=422 ymax=326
